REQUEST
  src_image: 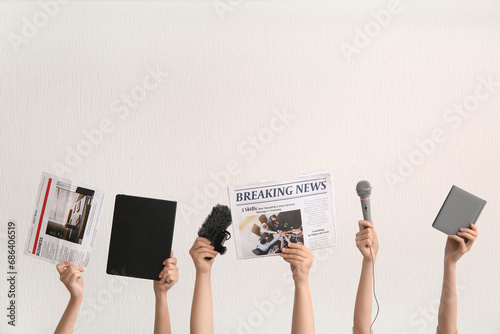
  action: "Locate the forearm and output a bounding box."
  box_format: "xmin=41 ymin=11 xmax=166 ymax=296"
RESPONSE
xmin=190 ymin=272 xmax=213 ymax=334
xmin=353 ymin=259 xmax=373 ymax=334
xmin=291 ymin=281 xmax=314 ymax=334
xmin=54 ymin=296 xmax=82 ymax=334
xmin=437 ymin=261 xmax=457 ymax=334
xmin=154 ymin=294 xmax=171 ymax=334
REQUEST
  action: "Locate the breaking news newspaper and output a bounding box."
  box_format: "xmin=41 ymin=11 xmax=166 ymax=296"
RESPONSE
xmin=25 ymin=173 xmax=105 ymax=268
xmin=228 ymin=171 xmax=337 ymax=259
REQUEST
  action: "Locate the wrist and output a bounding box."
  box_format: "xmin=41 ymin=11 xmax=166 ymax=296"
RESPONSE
xmin=69 ymin=294 xmax=83 ymax=304
xmin=155 ymin=290 xmax=168 ymax=301
xmin=294 ymin=279 xmax=309 ymax=289
xmin=196 ymin=270 xmax=211 ymax=279
xmin=444 ymin=258 xmax=457 ymax=270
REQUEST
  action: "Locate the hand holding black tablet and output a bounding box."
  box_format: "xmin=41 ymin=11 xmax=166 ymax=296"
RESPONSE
xmin=106 ymin=195 xmax=176 ymax=280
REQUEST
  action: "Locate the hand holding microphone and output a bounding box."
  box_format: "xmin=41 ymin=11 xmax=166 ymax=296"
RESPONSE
xmin=355 ymin=181 xmax=380 ymax=332
xmin=197 ymin=204 xmax=232 ymax=260
xmin=356 ymin=220 xmax=378 ymax=261
xmin=355 ymin=180 xmax=378 ymax=259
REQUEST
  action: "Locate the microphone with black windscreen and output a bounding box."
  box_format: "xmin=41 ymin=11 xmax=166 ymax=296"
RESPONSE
xmin=356 ymin=180 xmax=372 ymax=224
xmin=198 ymin=204 xmax=232 ymax=259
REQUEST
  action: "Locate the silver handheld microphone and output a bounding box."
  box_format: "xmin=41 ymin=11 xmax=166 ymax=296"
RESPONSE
xmin=356 ymin=180 xmax=372 ymax=223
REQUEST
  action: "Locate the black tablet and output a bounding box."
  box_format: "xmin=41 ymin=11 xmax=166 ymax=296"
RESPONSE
xmin=106 ymin=194 xmax=176 ymax=280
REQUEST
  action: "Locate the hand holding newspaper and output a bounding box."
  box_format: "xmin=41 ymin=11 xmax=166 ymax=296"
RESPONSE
xmin=228 ymin=171 xmax=337 ymax=259
xmin=25 ymin=173 xmax=105 ymax=268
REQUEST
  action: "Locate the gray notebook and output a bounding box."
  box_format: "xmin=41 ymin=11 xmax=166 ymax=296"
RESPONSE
xmin=432 ymin=185 xmax=486 ymax=236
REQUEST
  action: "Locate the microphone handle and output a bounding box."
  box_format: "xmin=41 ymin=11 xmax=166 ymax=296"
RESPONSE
xmin=360 ymin=197 xmax=372 ymax=224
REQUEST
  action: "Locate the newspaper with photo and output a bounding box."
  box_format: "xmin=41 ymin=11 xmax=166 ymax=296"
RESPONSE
xmin=25 ymin=172 xmax=105 ymax=268
xmin=228 ymin=171 xmax=337 ymax=259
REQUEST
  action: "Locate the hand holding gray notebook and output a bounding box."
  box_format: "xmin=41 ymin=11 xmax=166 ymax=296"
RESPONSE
xmin=432 ymin=185 xmax=486 ymax=236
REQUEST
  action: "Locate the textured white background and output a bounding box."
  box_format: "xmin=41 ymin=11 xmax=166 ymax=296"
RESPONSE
xmin=0 ymin=1 xmax=499 ymax=333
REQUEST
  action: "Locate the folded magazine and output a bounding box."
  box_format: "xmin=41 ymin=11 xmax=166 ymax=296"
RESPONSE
xmin=228 ymin=171 xmax=337 ymax=259
xmin=25 ymin=173 xmax=105 ymax=268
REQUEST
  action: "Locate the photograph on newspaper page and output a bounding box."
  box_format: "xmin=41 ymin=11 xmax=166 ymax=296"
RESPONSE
xmin=25 ymin=173 xmax=105 ymax=267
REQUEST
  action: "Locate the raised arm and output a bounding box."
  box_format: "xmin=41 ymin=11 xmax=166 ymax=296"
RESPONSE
xmin=438 ymin=223 xmax=478 ymax=334
xmin=54 ymin=261 xmax=84 ymax=334
xmin=154 ymin=251 xmax=179 ymax=334
xmin=189 ymin=237 xmax=219 ymax=334
xmin=281 ymin=242 xmax=314 ymax=334
xmin=353 ymin=220 xmax=378 ymax=334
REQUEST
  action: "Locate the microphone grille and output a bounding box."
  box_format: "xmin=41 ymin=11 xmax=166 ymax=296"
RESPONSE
xmin=356 ymin=180 xmax=372 ymax=197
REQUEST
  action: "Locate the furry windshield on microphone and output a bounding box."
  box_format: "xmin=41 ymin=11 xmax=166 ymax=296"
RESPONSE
xmin=198 ymin=204 xmax=232 ymax=256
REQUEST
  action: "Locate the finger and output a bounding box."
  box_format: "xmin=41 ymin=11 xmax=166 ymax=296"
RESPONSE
xmin=165 ymin=273 xmax=178 ymax=284
xmin=281 ymin=247 xmax=304 ymax=255
xmin=61 ymin=267 xmax=81 ymax=282
xmin=284 ymin=249 xmax=310 ymax=261
xmin=470 ymin=223 xmax=478 ymax=233
xmin=72 ymin=266 xmax=84 ymax=272
xmin=357 ymin=237 xmax=372 ymax=245
xmin=357 ymin=240 xmax=372 ymax=248
xmin=192 ymin=242 xmax=215 ymax=251
xmin=56 ymin=261 xmax=73 ymax=274
xmin=282 ymin=255 xmax=309 ymax=267
xmin=159 ymin=261 xmax=178 ymax=275
xmin=448 ymin=235 xmax=467 ymax=253
xmin=161 ymin=272 xmax=176 ymax=284
xmin=171 ymin=250 xmax=174 ymax=258
xmin=457 ymin=233 xmax=476 ymax=248
xmin=457 ymin=231 xmax=476 ymax=242
xmin=194 ymin=247 xmax=218 ymax=256
xmin=164 ymin=263 xmax=178 ymax=271
xmin=69 ymin=271 xmax=82 ymax=281
xmin=163 ymin=257 xmax=177 ymax=265
xmin=292 ymin=244 xmax=312 ymax=257
xmin=281 ymin=256 xmax=299 ymax=265
xmin=356 ymin=232 xmax=373 ymax=241
xmin=358 ymin=220 xmax=373 ymax=231
xmin=197 ymin=250 xmax=218 ymax=259
xmin=159 ymin=266 xmax=167 ymax=278
xmin=281 ymin=253 xmax=306 ymax=262
xmin=63 ymin=266 xmax=84 ymax=277
xmin=460 ymin=227 xmax=478 ymax=237
xmin=356 ymin=229 xmax=372 ymax=238
xmin=191 ymin=247 xmax=216 ymax=257
xmin=195 ymin=237 xmax=212 ymax=246
xmin=160 ymin=266 xmax=178 ymax=279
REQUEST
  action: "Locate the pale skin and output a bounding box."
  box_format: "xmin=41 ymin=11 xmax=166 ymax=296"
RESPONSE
xmin=154 ymin=251 xmax=179 ymax=334
xmin=54 ymin=261 xmax=84 ymax=334
xmin=437 ymin=223 xmax=478 ymax=334
xmin=189 ymin=237 xmax=219 ymax=334
xmin=280 ymin=242 xmax=315 ymax=334
xmin=353 ymin=220 xmax=379 ymax=334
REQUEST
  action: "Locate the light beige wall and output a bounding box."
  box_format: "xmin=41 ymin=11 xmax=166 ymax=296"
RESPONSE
xmin=0 ymin=1 xmax=499 ymax=333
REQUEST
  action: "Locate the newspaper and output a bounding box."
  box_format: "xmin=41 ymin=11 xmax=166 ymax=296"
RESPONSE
xmin=25 ymin=173 xmax=105 ymax=268
xmin=228 ymin=171 xmax=337 ymax=259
